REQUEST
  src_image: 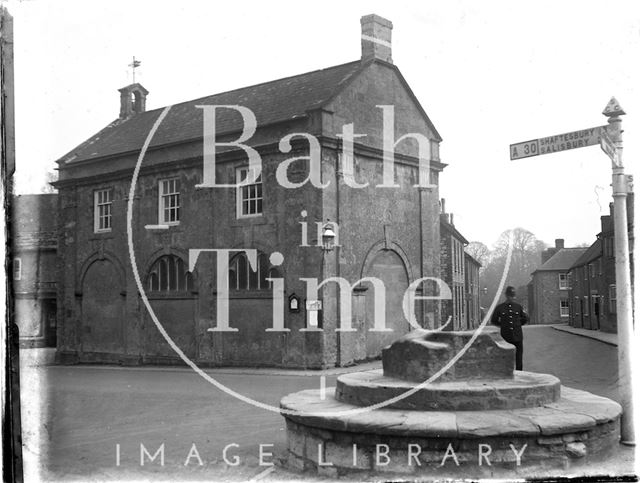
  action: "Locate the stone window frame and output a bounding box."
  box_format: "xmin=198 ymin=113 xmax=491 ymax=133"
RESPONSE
xmin=236 ymin=166 xmax=263 ymax=219
xmin=559 ymin=298 xmax=570 ymax=317
xmin=93 ymin=188 xmax=113 ymax=233
xmin=228 ymin=251 xmax=279 ymax=292
xmin=159 ymin=177 xmax=180 ymax=225
xmin=147 ymin=254 xmax=193 ymax=293
xmin=13 ymin=257 xmax=21 ymax=281
xmin=558 ymin=272 xmax=569 ymax=290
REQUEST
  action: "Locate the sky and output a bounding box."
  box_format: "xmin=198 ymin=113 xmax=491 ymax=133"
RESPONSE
xmin=7 ymin=0 xmax=640 ymax=248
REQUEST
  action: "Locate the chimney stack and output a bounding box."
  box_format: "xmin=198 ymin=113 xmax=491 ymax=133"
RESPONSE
xmin=440 ymin=198 xmax=446 ymax=214
xmin=555 ymin=238 xmax=564 ymax=249
xmin=360 ymin=14 xmax=393 ymax=64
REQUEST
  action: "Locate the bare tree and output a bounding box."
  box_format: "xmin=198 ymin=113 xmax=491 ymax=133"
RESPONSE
xmin=41 ymin=169 xmax=58 ymax=193
xmin=465 ymin=241 xmax=490 ymax=267
xmin=479 ymin=228 xmax=547 ymax=307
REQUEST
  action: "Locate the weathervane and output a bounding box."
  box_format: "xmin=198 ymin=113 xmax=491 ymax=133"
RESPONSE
xmin=128 ymin=56 xmax=141 ymax=84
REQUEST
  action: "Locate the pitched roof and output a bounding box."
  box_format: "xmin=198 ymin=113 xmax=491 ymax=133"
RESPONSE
xmin=440 ymin=215 xmax=469 ymax=244
xmin=59 ymin=61 xmax=364 ymax=164
xmin=534 ymin=247 xmax=587 ymax=272
xmin=570 ymin=239 xmax=602 ymax=269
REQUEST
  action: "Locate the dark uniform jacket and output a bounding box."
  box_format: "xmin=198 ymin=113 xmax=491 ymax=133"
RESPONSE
xmin=491 ymin=301 xmax=529 ymax=343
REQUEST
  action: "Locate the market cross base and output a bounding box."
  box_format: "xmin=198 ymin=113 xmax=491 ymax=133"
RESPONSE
xmin=280 ymin=327 xmax=621 ymax=476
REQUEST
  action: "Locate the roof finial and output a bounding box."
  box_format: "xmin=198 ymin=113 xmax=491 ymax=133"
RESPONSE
xmin=128 ymin=56 xmax=141 ymax=84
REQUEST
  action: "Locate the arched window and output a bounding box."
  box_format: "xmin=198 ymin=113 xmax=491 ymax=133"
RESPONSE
xmin=148 ymin=255 xmax=193 ymax=292
xmin=229 ymin=252 xmax=279 ymax=291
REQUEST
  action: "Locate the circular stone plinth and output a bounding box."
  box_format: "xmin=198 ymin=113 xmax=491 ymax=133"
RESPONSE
xmin=281 ymin=385 xmax=621 ymax=474
xmin=335 ymin=370 xmax=560 ymax=411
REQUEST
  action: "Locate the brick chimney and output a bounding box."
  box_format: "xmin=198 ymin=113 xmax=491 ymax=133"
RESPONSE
xmin=118 ymin=83 xmax=148 ymax=119
xmin=360 ymin=14 xmax=393 ymax=64
xmin=555 ymin=238 xmax=564 ymax=249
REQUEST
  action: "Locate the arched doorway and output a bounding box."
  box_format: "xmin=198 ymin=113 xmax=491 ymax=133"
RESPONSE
xmin=81 ymin=259 xmax=125 ymax=355
xmin=364 ymin=249 xmax=410 ymax=358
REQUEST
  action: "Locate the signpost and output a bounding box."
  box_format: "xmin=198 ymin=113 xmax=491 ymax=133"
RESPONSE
xmin=510 ymin=126 xmax=606 ymax=160
xmin=511 ymin=98 xmax=635 ymax=445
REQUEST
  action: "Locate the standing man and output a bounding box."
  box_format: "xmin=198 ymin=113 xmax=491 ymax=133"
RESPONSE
xmin=491 ymin=286 xmax=529 ymax=370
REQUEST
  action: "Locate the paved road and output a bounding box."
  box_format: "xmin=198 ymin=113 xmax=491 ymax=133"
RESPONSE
xmin=19 ymin=326 xmax=628 ymax=481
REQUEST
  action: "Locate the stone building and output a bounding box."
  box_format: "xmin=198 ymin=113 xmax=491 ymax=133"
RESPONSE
xmin=568 ymin=199 xmax=635 ymax=333
xmin=438 ymin=200 xmax=480 ymax=330
xmin=528 ymin=240 xmax=586 ymax=325
xmin=53 ymin=15 xmax=447 ymax=368
xmin=12 ymin=194 xmax=58 ymax=347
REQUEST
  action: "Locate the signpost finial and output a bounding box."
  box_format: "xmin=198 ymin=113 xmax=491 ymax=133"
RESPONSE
xmin=603 ymin=97 xmax=625 ymax=117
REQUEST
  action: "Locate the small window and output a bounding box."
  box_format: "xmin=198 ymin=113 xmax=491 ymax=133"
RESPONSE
xmin=236 ymin=167 xmax=262 ymax=218
xmin=560 ymin=299 xmax=570 ymax=317
xmin=559 ymin=273 xmax=569 ymax=290
xmin=13 ymin=258 xmax=22 ymax=281
xmin=609 ymin=284 xmax=617 ymax=314
xmin=589 ymin=264 xmax=595 ymax=278
xmin=159 ymin=178 xmax=180 ymax=224
xmin=94 ymin=188 xmax=113 ymax=232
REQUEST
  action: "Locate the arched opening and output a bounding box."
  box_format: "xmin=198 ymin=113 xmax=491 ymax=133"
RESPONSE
xmin=81 ymin=259 xmax=124 ymax=355
xmin=142 ymin=254 xmax=196 ymax=360
xmin=363 ymin=249 xmax=409 ymax=358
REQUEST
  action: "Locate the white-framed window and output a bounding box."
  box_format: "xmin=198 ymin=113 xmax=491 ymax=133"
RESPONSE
xmin=236 ymin=167 xmax=262 ymax=218
xmin=560 ymin=298 xmax=570 ymax=317
xmin=159 ymin=178 xmax=180 ymax=224
xmin=94 ymin=188 xmax=113 ymax=232
xmin=609 ymin=284 xmax=617 ymax=314
xmin=13 ymin=258 xmax=22 ymax=281
xmin=559 ymin=273 xmax=569 ymax=290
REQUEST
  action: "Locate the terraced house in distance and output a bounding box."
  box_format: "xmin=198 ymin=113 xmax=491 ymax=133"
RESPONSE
xmin=53 ymin=14 xmax=449 ymax=368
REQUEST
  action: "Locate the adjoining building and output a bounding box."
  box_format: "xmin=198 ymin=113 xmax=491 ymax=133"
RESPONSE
xmin=53 ymin=15 xmax=449 ymax=368
xmin=567 ymin=199 xmax=635 ymax=333
xmin=528 ymin=239 xmax=586 ymax=325
xmin=439 ymin=199 xmax=481 ymax=330
xmin=11 ymin=194 xmax=58 ymax=347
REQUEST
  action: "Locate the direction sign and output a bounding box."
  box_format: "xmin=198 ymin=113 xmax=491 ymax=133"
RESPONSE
xmin=599 ymin=129 xmax=619 ymax=166
xmin=510 ymin=126 xmax=607 ymax=160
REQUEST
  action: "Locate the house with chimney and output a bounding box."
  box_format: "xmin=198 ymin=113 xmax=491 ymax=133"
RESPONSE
xmin=53 ymin=15 xmax=449 ymax=368
xmin=567 ymin=198 xmax=634 ymax=333
xmin=528 ymin=239 xmax=587 ymax=325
